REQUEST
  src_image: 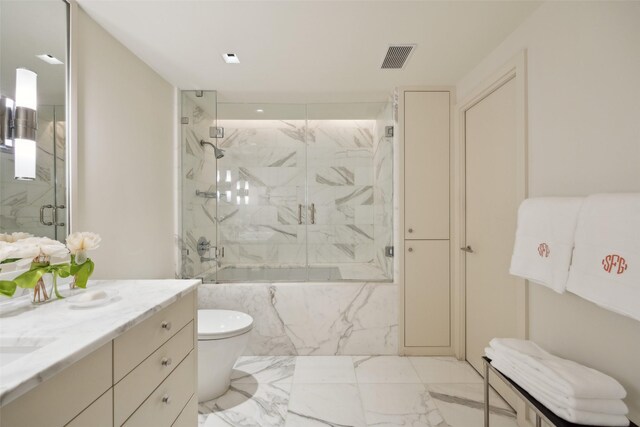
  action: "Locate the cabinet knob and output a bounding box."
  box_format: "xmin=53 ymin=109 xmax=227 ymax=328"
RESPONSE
xmin=408 ymin=228 xmax=413 ymax=233
xmin=161 ymin=321 xmax=172 ymax=331
xmin=408 ymin=247 xmax=414 ymax=252
xmin=161 ymin=357 xmax=172 ymax=367
xmin=162 ymin=394 xmax=171 ymax=405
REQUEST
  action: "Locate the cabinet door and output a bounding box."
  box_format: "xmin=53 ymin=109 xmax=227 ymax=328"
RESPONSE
xmin=404 ymin=91 xmax=450 ymax=240
xmin=405 ymin=240 xmax=450 ymax=347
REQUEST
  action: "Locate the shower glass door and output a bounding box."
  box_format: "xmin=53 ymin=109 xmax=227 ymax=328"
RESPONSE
xmin=214 ymin=103 xmax=308 ymax=282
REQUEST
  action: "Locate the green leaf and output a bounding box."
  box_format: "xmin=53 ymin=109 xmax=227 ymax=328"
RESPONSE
xmin=73 ymin=259 xmax=94 ymax=289
xmin=14 ymin=268 xmax=46 ymax=289
xmin=0 ymin=280 xmax=17 ymax=297
xmin=1 ymin=258 xmax=20 ymax=265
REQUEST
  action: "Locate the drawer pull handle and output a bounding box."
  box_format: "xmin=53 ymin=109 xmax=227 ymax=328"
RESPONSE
xmin=161 ymin=357 xmax=173 ymax=367
xmin=408 ymin=228 xmax=413 ymax=233
xmin=161 ymin=321 xmax=172 ymax=331
xmin=162 ymin=394 xmax=171 ymax=405
xmin=408 ymin=247 xmax=414 ymax=252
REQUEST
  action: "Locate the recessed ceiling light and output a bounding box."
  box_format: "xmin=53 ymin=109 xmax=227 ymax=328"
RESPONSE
xmin=256 ymin=109 xmax=264 ymax=113
xmin=36 ymin=54 xmax=63 ymax=65
xmin=222 ymin=53 xmax=240 ymax=64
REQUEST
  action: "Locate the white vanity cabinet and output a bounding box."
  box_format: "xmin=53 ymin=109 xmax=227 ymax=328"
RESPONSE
xmin=0 ymin=289 xmax=197 ymax=427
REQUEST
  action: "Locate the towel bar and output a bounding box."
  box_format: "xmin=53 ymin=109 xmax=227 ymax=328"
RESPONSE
xmin=482 ymin=357 xmax=636 ymax=427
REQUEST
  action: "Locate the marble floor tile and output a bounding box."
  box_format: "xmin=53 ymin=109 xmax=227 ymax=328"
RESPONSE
xmin=353 ymin=356 xmax=422 ymax=384
xmin=409 ymin=357 xmax=483 ymax=384
xmin=286 ymin=383 xmax=366 ymax=427
xmin=231 ymin=356 xmax=296 ymax=385
xmin=428 ymin=383 xmax=517 ymax=427
xmin=199 ymin=382 xmax=292 ymax=427
xmin=358 ymin=383 xmax=448 ymax=427
xmin=293 ymin=356 xmax=357 ymax=384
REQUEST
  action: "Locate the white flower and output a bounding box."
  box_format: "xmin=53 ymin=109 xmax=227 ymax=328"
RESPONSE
xmin=12 ymin=237 xmax=69 ymax=260
xmin=0 ymin=242 xmax=18 ymax=262
xmin=66 ymin=232 xmax=101 ymax=256
xmin=0 ymin=232 xmax=33 ymax=243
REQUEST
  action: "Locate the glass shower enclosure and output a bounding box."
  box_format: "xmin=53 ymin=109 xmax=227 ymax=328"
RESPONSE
xmin=180 ymin=91 xmax=393 ymax=282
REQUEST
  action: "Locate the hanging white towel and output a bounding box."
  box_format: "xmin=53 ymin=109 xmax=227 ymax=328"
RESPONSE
xmin=489 ymin=339 xmax=627 ymax=399
xmin=485 ymin=347 xmax=628 ymax=415
xmin=487 ymin=354 xmax=629 ymax=426
xmin=510 ymin=197 xmax=584 ymax=293
xmin=566 ymin=193 xmax=640 ymax=321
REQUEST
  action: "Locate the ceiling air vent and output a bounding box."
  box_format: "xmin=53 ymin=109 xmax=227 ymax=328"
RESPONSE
xmin=381 ymin=44 xmax=416 ymax=69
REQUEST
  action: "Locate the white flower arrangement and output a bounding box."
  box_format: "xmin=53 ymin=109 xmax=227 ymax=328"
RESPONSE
xmin=0 ymin=232 xmax=101 ymax=301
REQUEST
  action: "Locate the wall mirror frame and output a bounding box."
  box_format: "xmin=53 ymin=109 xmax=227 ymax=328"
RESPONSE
xmin=0 ymin=0 xmax=75 ymax=241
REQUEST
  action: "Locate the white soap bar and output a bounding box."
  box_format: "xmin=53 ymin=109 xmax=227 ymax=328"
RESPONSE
xmin=75 ymin=290 xmax=108 ymax=302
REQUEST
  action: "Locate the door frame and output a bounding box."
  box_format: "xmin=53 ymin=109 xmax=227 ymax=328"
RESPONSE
xmin=453 ymin=50 xmax=529 ymax=360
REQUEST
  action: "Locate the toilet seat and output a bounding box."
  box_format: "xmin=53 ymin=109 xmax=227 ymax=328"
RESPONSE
xmin=198 ymin=309 xmax=254 ymax=340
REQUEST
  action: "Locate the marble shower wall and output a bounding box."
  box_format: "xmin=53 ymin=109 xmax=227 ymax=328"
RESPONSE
xmin=0 ymin=106 xmax=66 ymax=240
xmin=198 ymin=282 xmax=398 ymax=355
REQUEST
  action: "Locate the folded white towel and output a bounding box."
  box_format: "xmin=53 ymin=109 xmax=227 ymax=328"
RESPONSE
xmin=485 ymin=347 xmax=628 ymax=415
xmin=490 ymin=339 xmax=627 ymax=399
xmin=510 ymin=197 xmax=584 ymax=293
xmin=488 ymin=355 xmax=629 ymax=426
xmin=567 ymin=193 xmax=640 ymax=321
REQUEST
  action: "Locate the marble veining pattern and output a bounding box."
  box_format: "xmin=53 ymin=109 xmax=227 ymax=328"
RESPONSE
xmin=198 ymin=355 xmax=515 ymax=427
xmin=0 ymin=279 xmax=199 ymax=406
xmin=198 ymin=282 xmax=397 ymax=356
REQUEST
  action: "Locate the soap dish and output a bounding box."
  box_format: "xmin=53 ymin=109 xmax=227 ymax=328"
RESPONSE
xmin=66 ymin=289 xmax=119 ymax=309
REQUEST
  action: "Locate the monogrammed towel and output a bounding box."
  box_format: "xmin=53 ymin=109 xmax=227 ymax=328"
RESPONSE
xmin=567 ymin=193 xmax=640 ymax=322
xmin=510 ymin=197 xmax=584 ymax=293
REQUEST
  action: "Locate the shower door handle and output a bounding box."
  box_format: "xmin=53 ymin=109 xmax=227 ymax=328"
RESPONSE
xmin=298 ymin=204 xmax=303 ymax=225
xmin=53 ymin=205 xmax=66 ymax=227
xmin=40 ymin=205 xmax=54 ymax=226
xmin=310 ymin=203 xmax=315 ymax=225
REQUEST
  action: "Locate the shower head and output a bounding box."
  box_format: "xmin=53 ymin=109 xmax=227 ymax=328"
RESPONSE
xmin=200 ymin=140 xmax=225 ymax=159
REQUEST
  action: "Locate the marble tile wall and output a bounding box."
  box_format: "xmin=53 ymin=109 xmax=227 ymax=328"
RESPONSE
xmin=0 ymin=106 xmax=65 ymax=240
xmin=198 ymin=282 xmax=398 ymax=355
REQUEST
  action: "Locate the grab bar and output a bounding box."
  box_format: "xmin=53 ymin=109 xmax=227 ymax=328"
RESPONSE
xmin=196 ymin=190 xmax=217 ymax=199
xmin=298 ymin=204 xmax=303 ymax=225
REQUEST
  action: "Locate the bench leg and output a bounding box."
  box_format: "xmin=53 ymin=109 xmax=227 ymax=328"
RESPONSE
xmin=484 ymin=360 xmax=490 ymax=427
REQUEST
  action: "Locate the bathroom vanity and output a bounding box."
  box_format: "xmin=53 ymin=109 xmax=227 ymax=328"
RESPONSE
xmin=0 ymin=279 xmax=199 ymax=427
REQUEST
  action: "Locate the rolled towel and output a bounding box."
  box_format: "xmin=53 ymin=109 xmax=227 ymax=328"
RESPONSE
xmin=509 ymin=197 xmax=584 ymax=293
xmin=567 ymin=193 xmax=640 ymax=322
xmin=485 ymin=347 xmax=628 ymax=415
xmin=490 ymin=339 xmax=627 ymax=399
xmin=488 ymin=356 xmax=629 ymax=426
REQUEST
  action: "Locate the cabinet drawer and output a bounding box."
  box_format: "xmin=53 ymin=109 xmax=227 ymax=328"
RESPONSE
xmin=122 ymin=351 xmax=196 ymax=427
xmin=172 ymin=394 xmax=197 ymax=427
xmin=0 ymin=342 xmax=112 ymax=427
xmin=66 ymin=389 xmax=113 ymax=427
xmin=114 ymin=293 xmax=194 ymax=381
xmin=114 ymin=321 xmax=194 ymax=425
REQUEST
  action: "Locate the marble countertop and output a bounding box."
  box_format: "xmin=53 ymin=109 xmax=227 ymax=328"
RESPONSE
xmin=0 ymin=279 xmax=200 ymax=406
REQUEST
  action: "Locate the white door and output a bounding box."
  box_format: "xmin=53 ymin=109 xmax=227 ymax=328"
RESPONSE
xmin=464 ymin=77 xmax=519 ymax=406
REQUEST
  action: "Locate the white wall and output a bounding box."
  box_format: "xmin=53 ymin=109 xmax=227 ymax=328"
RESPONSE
xmin=457 ymin=1 xmax=640 ymax=422
xmin=75 ymin=8 xmax=176 ymax=279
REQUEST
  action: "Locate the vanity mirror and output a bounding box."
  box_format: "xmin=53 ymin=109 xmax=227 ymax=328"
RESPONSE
xmin=0 ymin=0 xmax=70 ymax=242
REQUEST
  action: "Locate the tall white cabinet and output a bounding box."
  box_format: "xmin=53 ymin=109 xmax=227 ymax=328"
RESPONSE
xmin=399 ymin=87 xmax=454 ymax=355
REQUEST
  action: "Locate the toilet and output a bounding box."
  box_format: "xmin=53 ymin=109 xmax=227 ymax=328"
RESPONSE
xmin=197 ymin=309 xmax=254 ymax=402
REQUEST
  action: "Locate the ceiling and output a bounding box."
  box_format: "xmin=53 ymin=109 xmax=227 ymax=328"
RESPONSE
xmin=78 ymin=0 xmax=541 ymax=103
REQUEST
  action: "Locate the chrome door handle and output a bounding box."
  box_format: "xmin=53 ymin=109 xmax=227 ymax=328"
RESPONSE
xmin=310 ymin=203 xmax=315 ymax=225
xmin=460 ymin=246 xmax=474 ymax=253
xmin=40 ymin=205 xmax=54 ymax=226
xmin=298 ymin=204 xmax=303 ymax=225
xmin=53 ymin=205 xmax=66 ymax=227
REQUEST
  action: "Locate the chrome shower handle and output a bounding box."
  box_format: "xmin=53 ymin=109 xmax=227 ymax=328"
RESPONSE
xmin=298 ymin=204 xmax=303 ymax=225
xmin=40 ymin=205 xmax=54 ymax=226
xmin=310 ymin=203 xmax=315 ymax=225
xmin=53 ymin=205 xmax=66 ymax=227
